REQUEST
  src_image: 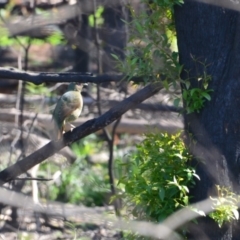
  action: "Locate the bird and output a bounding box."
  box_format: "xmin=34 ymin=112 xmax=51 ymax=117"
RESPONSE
xmin=52 ymin=82 xmax=85 ymax=140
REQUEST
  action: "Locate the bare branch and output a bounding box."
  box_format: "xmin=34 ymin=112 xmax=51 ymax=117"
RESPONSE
xmin=0 ymin=67 xmax=147 ymax=84
xmin=0 ymin=82 xmax=163 ymax=184
xmin=5 ymin=1 xmax=132 ymax=38
xmin=15 ymin=177 xmax=52 ymax=181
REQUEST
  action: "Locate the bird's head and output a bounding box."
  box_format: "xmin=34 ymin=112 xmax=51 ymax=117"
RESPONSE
xmin=68 ymin=82 xmax=88 ymax=91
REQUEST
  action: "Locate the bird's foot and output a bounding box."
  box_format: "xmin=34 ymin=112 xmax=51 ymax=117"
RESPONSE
xmin=70 ymin=124 xmax=76 ymax=131
xmin=64 ymin=123 xmax=76 ymax=132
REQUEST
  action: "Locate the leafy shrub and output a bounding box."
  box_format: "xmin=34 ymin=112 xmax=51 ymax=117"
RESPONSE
xmin=209 ymin=185 xmax=240 ymax=227
xmin=40 ymin=138 xmax=110 ymax=206
xmin=118 ymin=132 xmax=199 ymax=222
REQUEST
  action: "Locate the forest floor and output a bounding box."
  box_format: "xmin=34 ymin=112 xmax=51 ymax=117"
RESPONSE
xmin=0 ymin=204 xmax=120 ymax=239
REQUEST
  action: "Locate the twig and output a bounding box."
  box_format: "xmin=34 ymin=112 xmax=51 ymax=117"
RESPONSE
xmin=14 ymin=177 xmax=52 ymax=181
xmin=92 ymin=0 xmax=103 ymax=74
xmin=15 ymin=53 xmax=23 ymax=127
xmin=92 ymin=0 xmax=121 ymax=217
xmin=108 ymin=117 xmax=122 ymax=217
xmin=19 ymin=38 xmax=32 ymax=158
xmin=0 ymin=82 xmax=163 ymax=184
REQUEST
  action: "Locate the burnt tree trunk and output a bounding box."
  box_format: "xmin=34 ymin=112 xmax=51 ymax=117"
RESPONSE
xmin=101 ymin=4 xmax=127 ymax=72
xmin=175 ymin=1 xmax=240 ymax=239
xmin=74 ymin=14 xmax=89 ymax=72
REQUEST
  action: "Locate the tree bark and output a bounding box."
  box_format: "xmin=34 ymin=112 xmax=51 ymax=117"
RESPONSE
xmin=74 ymin=14 xmax=89 ymax=72
xmin=174 ymin=1 xmax=240 ymax=239
xmin=101 ymin=4 xmax=127 ymax=72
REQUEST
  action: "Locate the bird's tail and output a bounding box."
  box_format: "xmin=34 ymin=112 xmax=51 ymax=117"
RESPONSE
xmin=51 ymin=119 xmax=63 ymax=141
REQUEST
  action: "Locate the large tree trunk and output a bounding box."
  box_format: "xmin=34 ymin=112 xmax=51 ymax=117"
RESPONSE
xmin=174 ymin=1 xmax=240 ymax=239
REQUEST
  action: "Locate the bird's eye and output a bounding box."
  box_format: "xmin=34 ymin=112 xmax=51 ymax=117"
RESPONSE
xmin=62 ymin=95 xmax=68 ymax=101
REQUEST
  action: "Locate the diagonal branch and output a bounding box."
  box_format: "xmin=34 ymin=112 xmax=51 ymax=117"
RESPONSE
xmin=0 ymin=82 xmax=163 ymax=184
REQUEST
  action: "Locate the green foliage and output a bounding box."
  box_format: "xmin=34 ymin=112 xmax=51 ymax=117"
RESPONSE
xmin=182 ymin=87 xmax=213 ymax=114
xmin=0 ymin=32 xmax=15 ymax=47
xmin=113 ymin=0 xmax=213 ymax=114
xmin=46 ymin=32 xmax=65 ymax=45
xmin=26 ymin=82 xmax=52 ymax=96
xmin=52 ymin=159 xmax=109 ymax=206
xmin=0 ymin=32 xmax=63 ymax=47
xmin=112 ymin=0 xmax=183 ymax=85
xmin=88 ymin=6 xmax=104 ymax=27
xmin=175 ymin=58 xmax=213 ymax=113
xmin=118 ymin=132 xmax=199 ymax=222
xmin=40 ymin=136 xmax=110 ymax=206
xmin=0 ymin=8 xmax=64 ymax=48
xmin=209 ymin=185 xmax=240 ymax=227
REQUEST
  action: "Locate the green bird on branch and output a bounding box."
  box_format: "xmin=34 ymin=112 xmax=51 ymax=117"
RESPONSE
xmin=52 ymin=82 xmax=85 ymax=140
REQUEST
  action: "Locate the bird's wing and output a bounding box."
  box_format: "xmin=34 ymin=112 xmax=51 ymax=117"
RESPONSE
xmin=52 ymin=92 xmax=80 ymax=127
xmin=52 ymin=91 xmax=81 ymax=140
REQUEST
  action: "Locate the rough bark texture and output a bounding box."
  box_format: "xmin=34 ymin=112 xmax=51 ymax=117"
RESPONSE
xmin=174 ymin=1 xmax=240 ymax=239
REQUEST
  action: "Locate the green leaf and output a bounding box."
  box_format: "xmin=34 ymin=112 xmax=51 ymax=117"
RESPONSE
xmin=192 ymin=207 xmax=206 ymax=216
xmin=159 ymin=188 xmax=165 ymax=201
xmin=183 ymin=196 xmax=189 ymax=205
xmin=46 ymin=32 xmax=64 ymax=45
xmin=202 ymin=92 xmax=211 ymax=101
xmin=182 ymin=89 xmax=188 ymax=99
xmin=111 ymin=54 xmax=119 ymax=60
xmin=135 ymin=21 xmax=144 ymax=34
xmin=174 ymin=153 xmax=183 ymax=159
xmin=131 ymin=57 xmax=138 ymax=65
xmin=190 ymin=88 xmax=198 ymax=96
xmin=193 ymin=173 xmax=200 ymax=180
xmin=232 ymin=209 xmax=239 ymax=220
xmin=182 ymin=185 xmax=189 ymax=193
xmin=185 ymin=81 xmax=191 ymax=89
xmin=173 ymin=176 xmax=178 ymax=184
xmin=173 ymin=98 xmax=180 ymax=107
xmin=88 ymin=6 xmax=104 ymax=27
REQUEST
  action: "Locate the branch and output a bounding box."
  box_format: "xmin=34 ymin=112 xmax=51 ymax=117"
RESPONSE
xmin=0 ymin=67 xmax=152 ymax=84
xmin=6 ymin=1 xmax=127 ymax=38
xmin=0 ymin=82 xmax=163 ymax=184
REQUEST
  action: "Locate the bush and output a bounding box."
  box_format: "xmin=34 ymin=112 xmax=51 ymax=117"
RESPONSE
xmin=118 ymin=132 xmax=199 ymax=222
xmin=39 ymin=138 xmax=110 ymax=206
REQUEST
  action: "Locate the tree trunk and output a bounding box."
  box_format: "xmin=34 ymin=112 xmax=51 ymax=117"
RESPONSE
xmin=74 ymin=14 xmax=89 ymax=72
xmin=174 ymin=1 xmax=240 ymax=239
xmin=101 ymin=4 xmax=127 ymax=72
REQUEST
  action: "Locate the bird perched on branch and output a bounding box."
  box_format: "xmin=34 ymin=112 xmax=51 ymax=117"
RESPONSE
xmin=52 ymin=82 xmax=85 ymax=140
